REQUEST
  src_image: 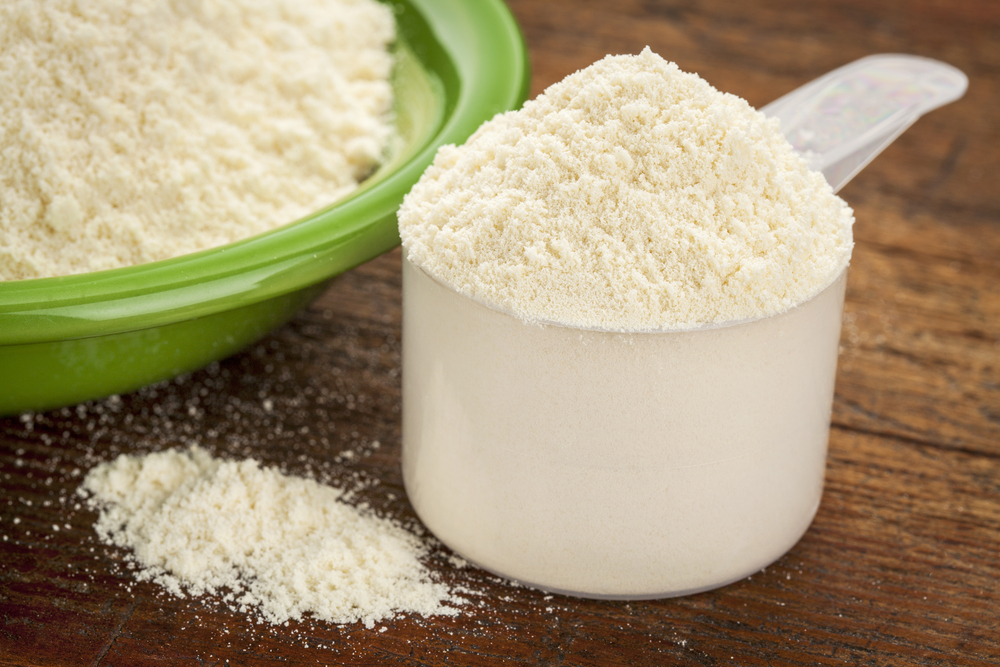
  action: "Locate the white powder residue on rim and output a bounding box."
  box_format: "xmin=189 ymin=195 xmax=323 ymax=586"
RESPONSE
xmin=398 ymin=48 xmax=854 ymax=331
xmin=80 ymin=446 xmax=463 ymax=628
xmin=0 ymin=0 xmax=395 ymax=281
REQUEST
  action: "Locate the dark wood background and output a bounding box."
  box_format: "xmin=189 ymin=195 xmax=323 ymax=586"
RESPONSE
xmin=2 ymin=0 xmax=998 ymax=664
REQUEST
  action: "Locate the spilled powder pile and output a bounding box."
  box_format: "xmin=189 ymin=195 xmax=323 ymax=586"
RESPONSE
xmin=0 ymin=0 xmax=395 ymax=281
xmin=80 ymin=446 xmax=462 ymax=628
xmin=398 ymin=48 xmax=854 ymax=330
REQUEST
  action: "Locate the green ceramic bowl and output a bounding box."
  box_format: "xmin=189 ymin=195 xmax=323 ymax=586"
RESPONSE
xmin=0 ymin=0 xmax=530 ymax=416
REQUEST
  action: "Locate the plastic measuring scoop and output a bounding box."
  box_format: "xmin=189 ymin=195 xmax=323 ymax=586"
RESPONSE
xmin=760 ymin=54 xmax=968 ymax=193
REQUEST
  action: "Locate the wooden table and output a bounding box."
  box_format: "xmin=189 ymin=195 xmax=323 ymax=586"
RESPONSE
xmin=2 ymin=1 xmax=998 ymax=664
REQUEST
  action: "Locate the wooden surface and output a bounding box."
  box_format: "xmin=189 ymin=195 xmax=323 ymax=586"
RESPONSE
xmin=2 ymin=1 xmax=999 ymax=664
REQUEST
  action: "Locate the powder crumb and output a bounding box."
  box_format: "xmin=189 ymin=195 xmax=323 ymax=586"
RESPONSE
xmin=399 ymin=48 xmax=854 ymax=330
xmin=80 ymin=446 xmax=463 ymax=628
xmin=446 ymin=554 xmax=471 ymax=569
xmin=0 ymin=0 xmax=395 ymax=281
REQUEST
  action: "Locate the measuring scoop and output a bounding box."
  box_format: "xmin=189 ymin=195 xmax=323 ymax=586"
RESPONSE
xmin=400 ymin=52 xmax=969 ymax=601
xmin=761 ymin=54 xmax=968 ymax=192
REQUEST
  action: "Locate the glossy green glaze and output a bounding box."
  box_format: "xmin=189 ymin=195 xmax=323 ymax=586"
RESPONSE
xmin=0 ymin=0 xmax=530 ymax=415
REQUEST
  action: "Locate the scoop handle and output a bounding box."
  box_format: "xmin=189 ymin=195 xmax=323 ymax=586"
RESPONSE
xmin=760 ymin=54 xmax=968 ymax=193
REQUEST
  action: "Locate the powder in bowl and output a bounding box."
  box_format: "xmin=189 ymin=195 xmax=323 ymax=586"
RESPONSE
xmin=0 ymin=0 xmax=395 ymax=281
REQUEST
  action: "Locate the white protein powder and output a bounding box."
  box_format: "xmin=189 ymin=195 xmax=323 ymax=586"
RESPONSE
xmin=0 ymin=0 xmax=395 ymax=281
xmin=398 ymin=48 xmax=853 ymax=331
xmin=81 ymin=446 xmax=463 ymax=627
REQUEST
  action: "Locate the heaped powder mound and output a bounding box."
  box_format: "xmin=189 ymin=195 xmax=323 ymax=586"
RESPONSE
xmin=0 ymin=0 xmax=395 ymax=281
xmin=398 ymin=48 xmax=854 ymax=331
xmin=81 ymin=446 xmax=463 ymax=628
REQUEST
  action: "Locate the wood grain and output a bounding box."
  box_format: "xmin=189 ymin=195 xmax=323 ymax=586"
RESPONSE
xmin=2 ymin=1 xmax=999 ymax=665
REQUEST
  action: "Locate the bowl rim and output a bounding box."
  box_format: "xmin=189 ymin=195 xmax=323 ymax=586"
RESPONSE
xmin=0 ymin=0 xmax=530 ymax=346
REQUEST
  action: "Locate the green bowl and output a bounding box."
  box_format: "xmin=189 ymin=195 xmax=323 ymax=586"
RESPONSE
xmin=0 ymin=0 xmax=530 ymax=416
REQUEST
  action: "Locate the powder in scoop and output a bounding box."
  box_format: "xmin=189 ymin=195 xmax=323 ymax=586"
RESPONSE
xmin=0 ymin=0 xmax=394 ymax=281
xmin=80 ymin=446 xmax=462 ymax=628
xmin=398 ymin=48 xmax=854 ymax=330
